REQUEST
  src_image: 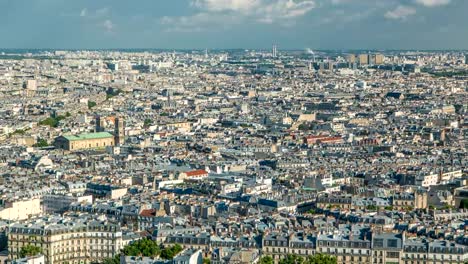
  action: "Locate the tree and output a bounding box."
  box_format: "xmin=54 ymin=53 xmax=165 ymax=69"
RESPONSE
xmin=306 ymin=253 xmax=337 ymax=264
xmin=272 ymin=254 xmax=336 ymax=264
xmin=10 ymin=129 xmax=28 ymax=136
xmin=260 ymin=256 xmax=274 ymax=264
xmin=106 ymin=89 xmax=122 ymax=99
xmin=279 ymin=254 xmax=304 ymax=264
xmin=298 ymin=123 xmax=309 ymax=131
xmin=160 ymin=244 xmax=183 ymax=260
xmin=20 ymin=245 xmax=42 ymax=258
xmin=38 ymin=115 xmax=66 ymax=128
xmin=460 ymin=199 xmax=468 ymax=209
xmin=122 ymin=238 xmax=161 ymax=257
xmin=88 ymin=101 xmax=97 ymax=109
xmin=100 ymin=255 xmax=120 ymax=264
xmin=143 ymin=119 xmax=153 ymax=128
xmin=33 ymin=138 xmax=49 ymax=148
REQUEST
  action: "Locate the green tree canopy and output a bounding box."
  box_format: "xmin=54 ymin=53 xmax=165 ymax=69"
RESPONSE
xmin=306 ymin=253 xmax=337 ymax=264
xmin=20 ymin=245 xmax=42 ymax=258
xmin=88 ymin=101 xmax=97 ymax=109
xmin=143 ymin=119 xmax=153 ymax=128
xmin=264 ymin=254 xmax=337 ymax=264
xmin=33 ymin=138 xmax=49 ymax=148
xmin=38 ymin=115 xmax=66 ymax=128
xmin=160 ymin=244 xmax=183 ymax=260
xmin=122 ymin=238 xmax=161 ymax=257
xmin=121 ymin=239 xmax=183 ymax=260
xmin=460 ymin=199 xmax=468 ymax=209
xmin=260 ymin=255 xmax=274 ymax=264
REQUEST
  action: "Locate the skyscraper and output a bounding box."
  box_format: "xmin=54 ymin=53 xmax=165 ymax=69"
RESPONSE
xmin=347 ymin=54 xmax=356 ymax=63
xmin=375 ymin=54 xmax=384 ymax=64
xmin=272 ymin=45 xmax=277 ymax=58
xmin=359 ymin=54 xmax=369 ymax=65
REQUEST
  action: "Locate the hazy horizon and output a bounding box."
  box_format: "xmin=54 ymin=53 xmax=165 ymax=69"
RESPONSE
xmin=1 ymin=0 xmax=467 ymax=50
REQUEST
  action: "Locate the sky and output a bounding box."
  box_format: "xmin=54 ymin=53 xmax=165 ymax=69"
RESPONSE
xmin=0 ymin=0 xmax=467 ymax=50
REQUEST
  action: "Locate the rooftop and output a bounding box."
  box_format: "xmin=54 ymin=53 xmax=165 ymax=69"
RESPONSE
xmin=63 ymin=132 xmax=114 ymax=141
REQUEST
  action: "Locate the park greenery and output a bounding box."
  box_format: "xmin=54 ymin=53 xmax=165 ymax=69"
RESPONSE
xmin=260 ymin=253 xmax=337 ymax=264
xmin=88 ymin=101 xmax=97 ymax=109
xmin=38 ymin=115 xmax=66 ymax=128
xmin=106 ymin=89 xmax=123 ymax=100
xmin=20 ymin=245 xmax=42 ymax=258
xmin=143 ymin=118 xmax=153 ymax=128
xmin=100 ymin=238 xmax=183 ymax=264
xmin=33 ymin=138 xmax=49 ymax=148
xmin=10 ymin=128 xmax=29 ymax=136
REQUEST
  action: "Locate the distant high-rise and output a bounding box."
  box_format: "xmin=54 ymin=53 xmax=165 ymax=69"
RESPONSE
xmin=359 ymin=54 xmax=369 ymax=65
xmin=114 ymin=117 xmax=125 ymax=146
xmin=272 ymin=45 xmax=277 ymax=58
xmin=375 ymin=54 xmax=385 ymax=64
xmin=319 ymin=62 xmax=325 ymax=71
xmin=347 ymin=54 xmax=356 ymax=64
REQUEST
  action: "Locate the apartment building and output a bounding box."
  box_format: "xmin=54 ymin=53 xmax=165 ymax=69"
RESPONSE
xmin=8 ymin=216 xmax=123 ymax=264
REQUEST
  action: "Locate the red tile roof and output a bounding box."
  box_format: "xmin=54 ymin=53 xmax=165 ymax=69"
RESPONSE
xmin=185 ymin=169 xmax=208 ymax=177
xmin=139 ymin=209 xmax=156 ymax=217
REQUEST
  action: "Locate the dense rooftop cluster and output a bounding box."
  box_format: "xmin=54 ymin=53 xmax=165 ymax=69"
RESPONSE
xmin=0 ymin=49 xmax=466 ymax=264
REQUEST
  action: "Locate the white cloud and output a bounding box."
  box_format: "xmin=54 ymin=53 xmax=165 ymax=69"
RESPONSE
xmin=162 ymin=0 xmax=316 ymax=32
xmin=102 ymin=20 xmax=115 ymax=32
xmin=95 ymin=8 xmax=110 ymax=17
xmin=80 ymin=8 xmax=87 ymax=17
xmin=384 ymin=5 xmax=416 ymax=20
xmin=161 ymin=13 xmax=240 ymax=32
xmin=191 ymin=0 xmax=262 ymax=12
xmin=330 ymin=0 xmax=352 ymax=4
xmin=414 ymin=0 xmax=451 ymax=7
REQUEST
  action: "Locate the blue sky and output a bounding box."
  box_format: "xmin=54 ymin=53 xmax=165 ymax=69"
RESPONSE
xmin=0 ymin=0 xmax=466 ymax=50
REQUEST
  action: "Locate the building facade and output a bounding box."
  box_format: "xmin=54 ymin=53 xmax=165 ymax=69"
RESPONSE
xmin=8 ymin=217 xmax=123 ymax=264
xmin=54 ymin=132 xmax=115 ymax=151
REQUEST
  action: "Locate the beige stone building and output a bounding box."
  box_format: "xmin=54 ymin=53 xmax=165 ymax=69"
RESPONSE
xmin=9 ymin=217 xmax=123 ymax=264
xmin=0 ymin=198 xmax=42 ymax=221
xmin=54 ymin=132 xmax=115 ymax=151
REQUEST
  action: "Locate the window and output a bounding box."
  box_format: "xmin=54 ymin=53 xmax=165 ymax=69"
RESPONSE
xmin=388 ymin=239 xmax=398 ymax=248
xmin=374 ymin=239 xmax=384 ymax=248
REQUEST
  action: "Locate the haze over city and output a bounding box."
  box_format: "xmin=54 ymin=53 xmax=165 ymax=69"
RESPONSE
xmin=1 ymin=0 xmax=467 ymax=50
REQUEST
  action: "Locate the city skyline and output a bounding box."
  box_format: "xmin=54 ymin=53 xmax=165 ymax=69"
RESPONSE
xmin=0 ymin=0 xmax=467 ymax=50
